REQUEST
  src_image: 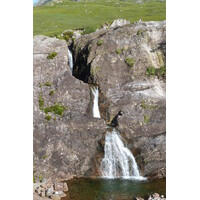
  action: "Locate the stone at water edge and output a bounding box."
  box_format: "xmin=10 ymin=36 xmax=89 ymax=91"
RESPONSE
xmin=51 ymin=194 xmax=61 ymax=200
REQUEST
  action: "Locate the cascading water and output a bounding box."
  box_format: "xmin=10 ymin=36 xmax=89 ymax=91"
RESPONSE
xmin=68 ymin=48 xmax=73 ymax=73
xmin=91 ymin=86 xmax=101 ymax=118
xmin=101 ymin=129 xmax=146 ymax=180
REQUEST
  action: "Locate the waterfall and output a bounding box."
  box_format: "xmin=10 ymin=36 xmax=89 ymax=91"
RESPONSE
xmin=91 ymin=86 xmax=101 ymax=118
xmin=68 ymin=48 xmax=73 ymax=73
xmin=101 ymin=129 xmax=146 ymax=180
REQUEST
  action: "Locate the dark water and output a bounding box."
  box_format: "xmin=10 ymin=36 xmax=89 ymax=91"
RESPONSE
xmin=63 ymin=178 xmax=166 ymax=200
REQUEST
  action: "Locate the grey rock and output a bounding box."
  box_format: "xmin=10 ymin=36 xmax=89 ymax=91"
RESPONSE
xmin=73 ymin=20 xmax=166 ymax=178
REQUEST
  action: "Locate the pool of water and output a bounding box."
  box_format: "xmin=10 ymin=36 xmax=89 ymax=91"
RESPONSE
xmin=62 ymin=178 xmax=166 ymax=200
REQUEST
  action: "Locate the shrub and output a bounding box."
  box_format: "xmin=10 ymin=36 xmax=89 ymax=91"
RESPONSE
xmin=97 ymin=39 xmax=103 ymax=46
xmin=47 ymin=51 xmax=57 ymax=59
xmin=125 ymin=58 xmax=135 ymax=67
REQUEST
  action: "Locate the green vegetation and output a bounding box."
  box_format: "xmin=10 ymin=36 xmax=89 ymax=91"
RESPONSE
xmin=63 ymin=30 xmax=74 ymax=41
xmin=44 ymin=81 xmax=52 ymax=87
xmin=49 ymin=90 xmax=55 ymax=96
xmin=45 ymin=114 xmax=51 ymax=121
xmin=146 ymin=66 xmax=157 ymax=75
xmin=140 ymin=100 xmax=156 ymax=110
xmin=47 ymin=51 xmax=57 ymax=59
xmin=97 ymin=39 xmax=103 ymax=46
xmin=39 ymin=93 xmax=44 ymax=109
xmin=33 ymin=0 xmax=166 ymax=36
xmin=137 ymin=29 xmax=143 ymax=35
xmin=125 ymin=58 xmax=135 ymax=67
xmin=38 ymin=174 xmax=43 ymax=182
xmin=144 ymin=115 xmax=150 ymax=123
xmin=116 ymin=48 xmax=122 ymax=55
xmin=44 ymin=103 xmax=67 ymax=116
xmin=146 ymin=66 xmax=166 ymax=78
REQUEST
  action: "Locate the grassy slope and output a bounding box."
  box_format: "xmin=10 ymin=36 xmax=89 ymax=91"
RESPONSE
xmin=33 ymin=0 xmax=166 ymax=36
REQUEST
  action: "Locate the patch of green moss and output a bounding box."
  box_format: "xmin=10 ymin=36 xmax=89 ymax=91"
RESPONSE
xmin=39 ymin=83 xmax=42 ymax=88
xmin=47 ymin=51 xmax=57 ymax=59
xmin=144 ymin=115 xmax=150 ymax=124
xmin=146 ymin=66 xmax=156 ymax=76
xmin=44 ymin=103 xmax=67 ymax=116
xmin=53 ymin=116 xmax=56 ymax=121
xmin=39 ymin=93 xmax=44 ymax=110
xmin=140 ymin=100 xmax=156 ymax=110
xmin=146 ymin=66 xmax=166 ymax=78
xmin=49 ymin=90 xmax=55 ymax=96
xmin=44 ymin=81 xmax=52 ymax=87
xmin=45 ymin=114 xmax=51 ymax=121
xmin=97 ymin=39 xmax=103 ymax=46
xmin=116 ymin=48 xmax=122 ymax=55
xmin=125 ymin=58 xmax=135 ymax=67
xmin=91 ymin=66 xmax=100 ymax=76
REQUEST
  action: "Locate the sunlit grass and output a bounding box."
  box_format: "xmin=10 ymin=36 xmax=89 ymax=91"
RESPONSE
xmin=33 ymin=0 xmax=166 ymax=36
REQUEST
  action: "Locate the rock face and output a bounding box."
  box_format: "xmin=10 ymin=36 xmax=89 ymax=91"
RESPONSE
xmin=33 ymin=35 xmax=107 ymax=182
xmin=73 ymin=20 xmax=166 ymax=178
xmin=34 ymin=20 xmax=166 ymax=182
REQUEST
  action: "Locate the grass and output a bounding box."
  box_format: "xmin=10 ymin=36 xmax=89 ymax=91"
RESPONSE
xmin=47 ymin=51 xmax=57 ymax=59
xmin=33 ymin=0 xmax=166 ymax=36
xmin=125 ymin=58 xmax=135 ymax=67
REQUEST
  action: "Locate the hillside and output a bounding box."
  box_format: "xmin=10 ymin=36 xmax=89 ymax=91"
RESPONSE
xmin=33 ymin=0 xmax=166 ymax=36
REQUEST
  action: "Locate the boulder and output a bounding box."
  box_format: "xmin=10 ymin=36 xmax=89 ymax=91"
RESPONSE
xmin=73 ymin=21 xmax=166 ymax=177
xmin=33 ymin=35 xmax=107 ymax=181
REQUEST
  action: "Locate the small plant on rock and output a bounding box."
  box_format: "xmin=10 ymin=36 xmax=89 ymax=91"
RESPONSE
xmin=45 ymin=114 xmax=51 ymax=121
xmin=125 ymin=58 xmax=135 ymax=67
xmin=38 ymin=93 xmax=44 ymax=109
xmin=49 ymin=90 xmax=55 ymax=96
xmin=116 ymin=48 xmax=122 ymax=55
xmin=47 ymin=51 xmax=57 ymax=59
xmin=44 ymin=81 xmax=52 ymax=87
xmin=144 ymin=115 xmax=150 ymax=124
xmin=97 ymin=39 xmax=103 ymax=46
